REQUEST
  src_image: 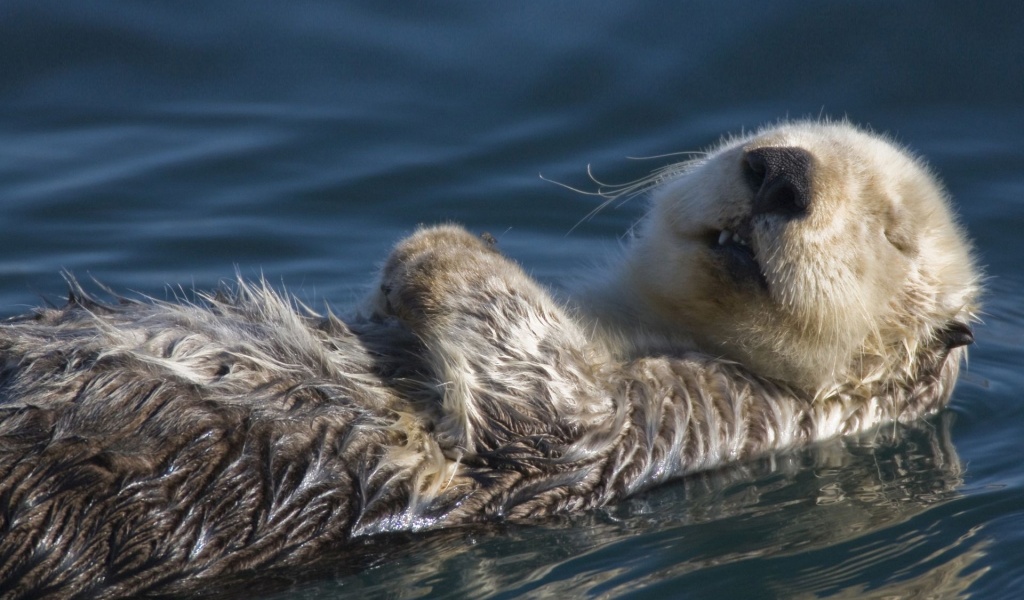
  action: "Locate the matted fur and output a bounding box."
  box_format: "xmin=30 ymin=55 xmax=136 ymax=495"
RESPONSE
xmin=0 ymin=121 xmax=978 ymax=598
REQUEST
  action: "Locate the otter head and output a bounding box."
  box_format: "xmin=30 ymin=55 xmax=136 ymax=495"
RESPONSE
xmin=624 ymin=121 xmax=979 ymax=393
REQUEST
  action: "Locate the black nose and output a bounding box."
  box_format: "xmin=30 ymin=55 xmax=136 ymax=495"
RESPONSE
xmin=742 ymin=146 xmax=814 ymax=218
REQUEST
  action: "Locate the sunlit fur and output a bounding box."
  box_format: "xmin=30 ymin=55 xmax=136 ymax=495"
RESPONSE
xmin=0 ymin=121 xmax=978 ymax=598
xmin=584 ymin=121 xmax=978 ymax=393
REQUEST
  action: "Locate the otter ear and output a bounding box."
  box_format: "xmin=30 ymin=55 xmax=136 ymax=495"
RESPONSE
xmin=939 ymin=321 xmax=974 ymax=349
xmin=884 ymin=204 xmax=918 ymax=255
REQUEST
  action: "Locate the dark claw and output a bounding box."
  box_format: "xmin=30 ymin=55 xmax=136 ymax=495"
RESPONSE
xmin=939 ymin=321 xmax=974 ymax=349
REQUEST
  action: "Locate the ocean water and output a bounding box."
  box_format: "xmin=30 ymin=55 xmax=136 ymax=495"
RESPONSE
xmin=2 ymin=1 xmax=1023 ymax=598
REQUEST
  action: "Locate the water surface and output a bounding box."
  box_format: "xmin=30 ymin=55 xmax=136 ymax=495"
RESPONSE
xmin=2 ymin=1 xmax=1023 ymax=598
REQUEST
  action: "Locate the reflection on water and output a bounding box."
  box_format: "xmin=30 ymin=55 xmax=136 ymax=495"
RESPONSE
xmin=200 ymin=414 xmax=984 ymax=599
xmin=778 ymin=534 xmax=990 ymax=600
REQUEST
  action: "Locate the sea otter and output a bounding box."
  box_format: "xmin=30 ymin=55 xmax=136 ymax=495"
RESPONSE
xmin=0 ymin=121 xmax=978 ymax=598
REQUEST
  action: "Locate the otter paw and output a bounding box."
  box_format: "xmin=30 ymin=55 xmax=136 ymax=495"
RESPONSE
xmin=376 ymin=225 xmax=500 ymax=326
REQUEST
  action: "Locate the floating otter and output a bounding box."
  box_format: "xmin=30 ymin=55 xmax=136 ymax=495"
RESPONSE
xmin=0 ymin=121 xmax=978 ymax=598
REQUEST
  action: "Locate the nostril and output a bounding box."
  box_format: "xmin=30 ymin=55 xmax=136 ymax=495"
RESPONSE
xmin=742 ymin=146 xmax=813 ymax=218
xmin=761 ymin=178 xmax=802 ymax=217
xmin=742 ymin=151 xmax=768 ymax=192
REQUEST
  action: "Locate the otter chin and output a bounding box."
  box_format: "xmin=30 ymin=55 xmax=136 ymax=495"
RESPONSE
xmin=0 ymin=121 xmax=979 ymax=599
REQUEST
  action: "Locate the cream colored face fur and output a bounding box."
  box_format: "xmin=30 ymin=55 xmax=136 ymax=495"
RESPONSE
xmin=617 ymin=122 xmax=977 ymax=391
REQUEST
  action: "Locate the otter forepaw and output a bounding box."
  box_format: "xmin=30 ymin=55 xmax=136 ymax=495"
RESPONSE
xmin=373 ymin=225 xmax=501 ymax=327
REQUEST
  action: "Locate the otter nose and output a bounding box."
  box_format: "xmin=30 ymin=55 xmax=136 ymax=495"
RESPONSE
xmin=742 ymin=147 xmax=813 ymax=218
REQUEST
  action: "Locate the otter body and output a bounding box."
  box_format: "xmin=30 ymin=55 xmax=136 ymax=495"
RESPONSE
xmin=0 ymin=122 xmax=978 ymax=598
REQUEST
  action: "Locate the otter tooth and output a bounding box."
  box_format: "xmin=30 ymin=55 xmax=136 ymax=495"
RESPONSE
xmin=718 ymin=230 xmax=731 ymax=246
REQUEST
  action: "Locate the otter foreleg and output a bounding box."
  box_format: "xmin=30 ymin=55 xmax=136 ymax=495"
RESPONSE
xmin=373 ymin=225 xmax=612 ymax=454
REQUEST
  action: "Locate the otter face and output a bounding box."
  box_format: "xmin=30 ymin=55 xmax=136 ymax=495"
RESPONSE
xmin=626 ymin=122 xmax=978 ymax=391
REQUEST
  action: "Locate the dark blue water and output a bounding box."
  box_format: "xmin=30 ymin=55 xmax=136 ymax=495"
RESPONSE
xmin=2 ymin=2 xmax=1023 ymax=598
